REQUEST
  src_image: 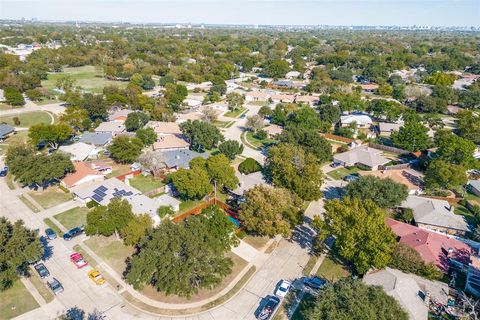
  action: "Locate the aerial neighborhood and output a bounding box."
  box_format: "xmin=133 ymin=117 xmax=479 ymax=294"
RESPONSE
xmin=0 ymin=12 xmax=479 ymax=320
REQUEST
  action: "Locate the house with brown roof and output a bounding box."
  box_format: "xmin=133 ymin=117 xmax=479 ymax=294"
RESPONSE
xmin=145 ymin=121 xmax=190 ymax=151
xmin=263 ymin=124 xmax=283 ymax=138
xmin=245 ymin=91 xmax=271 ymax=102
xmin=61 ymin=162 xmax=105 ymax=189
xmin=108 ymin=109 xmax=133 ymax=122
xmin=271 ymin=94 xmax=295 ymax=104
xmin=295 ymin=95 xmax=319 ymax=106
xmin=145 ymin=121 xmax=182 ymax=135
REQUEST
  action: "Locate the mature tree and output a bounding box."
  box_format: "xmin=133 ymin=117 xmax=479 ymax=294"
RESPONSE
xmin=391 ymin=120 xmax=431 ymax=152
xmin=240 ymin=185 xmax=303 ymax=237
xmin=4 ymin=87 xmax=25 ymax=106
xmin=85 ymin=198 xmax=135 ymax=238
xmin=456 ymin=110 xmax=480 ymax=144
xmin=424 ymin=72 xmax=456 ymax=86
xmin=424 ymin=160 xmax=468 ymax=190
xmin=317 ymin=104 xmax=341 ymax=124
xmin=377 ymin=83 xmax=393 ymax=96
xmin=135 ymin=127 xmax=157 ymax=146
xmin=157 ymin=205 xmax=174 ymax=218
xmin=200 ymin=106 xmax=218 ymax=123
xmin=80 ymin=93 xmax=107 ymax=120
xmin=263 ymin=59 xmax=290 ymax=78
xmin=202 ymin=154 xmax=239 ymax=190
xmin=59 ymin=106 xmax=89 ymax=132
xmin=125 ymin=112 xmax=150 ymax=131
xmin=258 ymin=105 xmax=273 ymax=118
xmin=125 ymin=206 xmax=237 ymax=297
xmin=171 ymin=167 xmax=212 ymax=199
xmin=238 ymin=157 xmax=262 ymax=174
xmin=218 ymin=140 xmax=244 ymax=160
xmin=413 ymin=95 xmax=447 ymax=113
xmin=344 ymin=176 xmax=408 ymax=208
xmin=164 ymin=83 xmax=188 ymax=111
xmin=314 ymin=198 xmax=396 ymax=274
xmin=108 ymin=136 xmax=144 ymax=163
xmin=279 ymin=127 xmax=332 ymax=163
xmin=180 ymin=120 xmax=224 ymax=152
xmin=435 ymin=131 xmax=477 ymax=167
xmin=287 ymin=106 xmax=322 ymax=130
xmin=0 ymin=218 xmax=43 ymax=291
xmin=29 ymin=123 xmax=74 ymax=149
xmin=55 ymin=74 xmax=75 ymax=91
xmin=297 ymin=279 xmax=408 ymax=320
xmin=120 ymin=214 xmax=153 ymax=246
xmin=266 ymin=143 xmax=323 ymax=201
xmin=136 ymin=150 xmax=165 ymax=177
xmin=389 ymin=243 xmax=442 ymax=280
xmin=6 ymin=144 xmax=74 ymax=186
xmin=226 ymin=92 xmax=245 ymax=111
xmin=245 ymin=115 xmax=264 ymax=132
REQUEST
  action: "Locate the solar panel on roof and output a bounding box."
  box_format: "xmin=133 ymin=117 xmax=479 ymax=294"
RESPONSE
xmin=125 ymin=191 xmax=133 ymax=196
xmin=97 ymin=185 xmax=107 ymax=192
xmin=91 ymin=194 xmax=104 ymax=203
xmin=95 ymin=190 xmax=106 ymax=197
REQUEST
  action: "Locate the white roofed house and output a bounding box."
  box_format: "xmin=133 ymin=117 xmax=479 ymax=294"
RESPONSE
xmin=340 ymin=114 xmax=373 ymax=128
xmin=94 ymin=121 xmax=126 ymax=136
xmin=333 ymin=145 xmax=390 ymax=170
xmin=285 ymin=71 xmax=301 ymax=79
xmin=58 ymin=142 xmax=99 ymax=161
xmin=271 ymin=94 xmax=295 ymax=104
xmin=245 ymin=91 xmax=271 ymax=102
xmin=378 ymin=121 xmax=404 ymax=137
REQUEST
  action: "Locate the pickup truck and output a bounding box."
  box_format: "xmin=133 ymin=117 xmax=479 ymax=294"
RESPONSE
xmin=257 ymin=296 xmax=280 ymax=320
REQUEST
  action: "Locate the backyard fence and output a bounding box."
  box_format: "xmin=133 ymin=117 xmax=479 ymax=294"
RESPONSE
xmin=421 ymin=195 xmax=461 ymax=204
xmin=322 ymin=133 xmax=355 ymax=144
xmin=367 ymin=142 xmax=409 ymax=155
xmin=378 ymin=163 xmax=411 ymax=171
xmin=171 ymin=198 xmax=238 ymax=223
xmin=116 ymin=170 xmax=141 ymax=182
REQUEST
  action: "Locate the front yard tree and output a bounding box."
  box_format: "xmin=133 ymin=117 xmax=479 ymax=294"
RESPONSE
xmin=279 ymin=127 xmax=332 ymax=163
xmin=29 ymin=123 xmax=74 ymax=149
xmin=171 ymin=167 xmax=212 ymax=199
xmin=120 ymin=214 xmax=153 ymax=246
xmin=344 ymin=176 xmax=408 ymax=208
xmin=238 ymin=157 xmax=262 ymax=174
xmin=135 ymin=127 xmax=157 ymax=146
xmin=298 ymin=279 xmax=408 ymax=320
xmin=108 ymin=136 xmax=144 ymax=163
xmin=125 ymin=206 xmax=237 ymax=297
xmin=226 ymin=92 xmax=244 ymax=111
xmin=59 ymin=106 xmax=90 ymax=132
xmin=266 ymin=143 xmax=323 ymax=201
xmin=435 ymin=131 xmax=477 ymax=167
xmin=314 ymin=198 xmax=396 ymax=275
xmin=125 ymin=112 xmax=150 ymax=132
xmin=180 ymin=120 xmax=224 ymax=152
xmin=456 ymin=110 xmax=480 ymax=144
xmin=190 ymin=154 xmax=239 ymax=191
xmin=0 ymin=217 xmax=43 ymax=291
xmin=239 ymin=185 xmax=303 ymax=237
xmin=424 ymin=160 xmax=468 ymax=190
xmin=4 ymin=87 xmax=25 ymax=106
xmin=245 ymin=115 xmax=264 ymax=132
xmin=85 ymin=198 xmax=135 ymax=238
xmin=391 ymin=120 xmax=431 ymax=152
xmin=136 ymin=150 xmax=166 ymax=177
xmin=218 ymin=140 xmax=244 ymax=160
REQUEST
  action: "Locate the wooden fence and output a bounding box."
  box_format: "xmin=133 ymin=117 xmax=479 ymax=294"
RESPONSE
xmin=172 ymin=198 xmax=238 ymax=223
xmin=379 ymin=163 xmax=411 ymax=171
xmin=322 ymin=133 xmax=355 ymax=144
xmin=367 ymin=142 xmax=409 ymax=155
xmin=116 ymin=170 xmax=141 ymax=182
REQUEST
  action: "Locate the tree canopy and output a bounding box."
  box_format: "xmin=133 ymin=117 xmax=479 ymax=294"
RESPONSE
xmin=29 ymin=123 xmax=74 ymax=149
xmin=279 ymin=127 xmax=332 ymax=163
xmin=218 ymin=140 xmax=244 ymax=160
xmin=424 ymin=160 xmax=468 ymax=190
xmin=391 ymin=120 xmax=431 ymax=152
xmin=108 ymin=136 xmax=144 ymax=163
xmin=180 ymin=120 xmax=224 ymax=152
xmin=344 ymin=175 xmax=408 ymax=208
xmin=171 ymin=166 xmax=212 ymax=199
xmin=125 ymin=112 xmax=150 ymax=131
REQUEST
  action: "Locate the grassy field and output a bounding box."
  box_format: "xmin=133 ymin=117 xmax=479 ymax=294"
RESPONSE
xmin=224 ymin=107 xmax=247 ymax=118
xmin=18 ymin=195 xmax=40 ymax=213
xmin=54 ymin=207 xmax=89 ymax=230
xmin=85 ymin=236 xmax=134 ymax=276
xmin=29 ymin=271 xmax=54 ymax=303
xmin=0 ymin=111 xmax=53 ymax=127
xmin=326 ymin=166 xmax=360 ymax=180
xmin=245 ymin=131 xmax=275 ymax=149
xmin=0 ymin=280 xmax=39 ymax=320
xmin=243 ymin=235 xmax=270 ymax=251
xmin=316 ymin=256 xmax=351 ymax=282
xmin=28 ymin=187 xmax=73 ymax=209
xmin=129 ymin=175 xmax=164 ymax=193
xmin=43 ymin=218 xmax=64 ymax=236
xmin=42 ymin=65 xmax=128 ymax=94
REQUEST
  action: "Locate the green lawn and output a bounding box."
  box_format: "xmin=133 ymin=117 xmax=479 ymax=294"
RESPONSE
xmin=43 ymin=218 xmax=64 ymax=236
xmin=2 ymin=131 xmax=29 ymax=145
xmin=29 ymin=271 xmax=54 ymax=303
xmin=245 ymin=131 xmax=275 ymax=149
xmin=54 ymin=207 xmax=89 ymax=230
xmin=303 ymin=255 xmax=319 ymax=276
xmin=224 ymin=107 xmax=247 ymax=118
xmin=454 ymin=205 xmax=478 ymax=226
xmin=326 ymin=166 xmax=360 ymax=180
xmin=0 ymin=103 xmax=24 ymax=111
xmin=316 ymin=256 xmax=351 ymax=282
xmin=34 ymin=99 xmax=60 ymax=106
xmin=72 ymin=245 xmax=98 ymax=267
xmin=42 ymin=65 xmax=128 ymax=94
xmin=28 ymin=187 xmax=73 ymax=209
xmin=0 ymin=111 xmax=53 ymax=127
xmin=0 ymin=144 xmax=8 ymax=155
xmin=129 ymin=175 xmax=164 ymax=193
xmin=105 ymin=163 xmax=131 ymax=179
xmin=0 ymin=280 xmax=39 ymax=320
xmin=177 ymin=199 xmax=204 ymax=215
xmin=84 ymin=236 xmax=134 ymax=276
xmin=212 ymin=120 xmax=230 ymax=128
xmin=18 ymin=195 xmax=40 ymax=213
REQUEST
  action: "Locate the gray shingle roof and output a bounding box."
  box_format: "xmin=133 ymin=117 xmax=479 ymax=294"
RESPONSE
xmin=0 ymin=124 xmax=14 ymax=139
xmin=79 ymin=132 xmax=112 ymax=146
xmin=160 ymin=149 xmax=209 ymax=169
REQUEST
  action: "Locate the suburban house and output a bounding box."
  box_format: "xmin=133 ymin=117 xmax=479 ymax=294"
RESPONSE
xmin=378 ymin=122 xmax=404 ymax=137
xmin=363 ymin=268 xmax=430 ymax=320
xmin=232 ymin=171 xmax=268 ymax=197
xmin=176 ymin=111 xmax=203 ymax=124
xmin=359 ymin=169 xmax=423 ymax=194
xmin=61 ymin=162 xmax=105 ymax=189
xmin=285 ymin=71 xmax=301 ymax=79
xmin=271 ymin=80 xmax=294 ymax=88
xmin=58 ymin=142 xmax=99 ymax=161
xmin=108 ymin=109 xmax=132 ymax=122
xmin=386 ymin=218 xmax=472 ymax=273
xmin=333 ymin=145 xmax=390 ymax=170
xmin=398 ymin=196 xmax=470 ymax=236
xmin=146 ymin=121 xmax=182 ymax=135
xmin=340 ymin=114 xmax=373 ymax=128
xmin=295 ymin=95 xmax=319 ymax=106
xmin=89 ymin=161 xmax=113 ymax=175
xmin=185 ymin=98 xmax=202 ymax=108
xmin=79 ymin=132 xmax=113 ymax=147
xmin=0 ymin=124 xmax=15 ymax=141
xmin=360 ymin=83 xmax=379 ymax=93
xmin=465 ymin=255 xmax=480 ymax=298
xmin=245 ymin=91 xmax=271 ymax=102
xmin=467 ymin=180 xmax=480 ymax=197
xmin=158 ymin=149 xmax=209 ymax=171
xmin=271 ymin=94 xmax=295 ymax=104
xmin=146 ymin=121 xmax=189 ymax=151
xmin=263 ymin=124 xmax=283 ymax=138
xmin=199 ymin=102 xmax=228 ymax=115
xmin=94 ymin=121 xmax=126 ymax=136
xmin=72 ymin=177 xmax=180 ymax=226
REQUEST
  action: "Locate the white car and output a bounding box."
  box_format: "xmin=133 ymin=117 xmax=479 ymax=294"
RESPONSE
xmin=275 ymin=280 xmax=291 ymax=298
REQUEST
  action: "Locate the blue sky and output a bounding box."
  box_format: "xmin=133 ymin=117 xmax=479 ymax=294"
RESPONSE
xmin=1 ymin=0 xmax=479 ymax=27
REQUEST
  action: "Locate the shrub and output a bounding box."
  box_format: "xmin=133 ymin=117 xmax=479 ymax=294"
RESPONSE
xmin=254 ymin=129 xmax=267 ymax=140
xmin=158 ymin=205 xmax=174 ymax=218
xmin=13 ymin=117 xmax=20 ymax=126
xmin=238 ymin=158 xmax=262 ymax=174
xmin=86 ymin=201 xmax=99 ymax=208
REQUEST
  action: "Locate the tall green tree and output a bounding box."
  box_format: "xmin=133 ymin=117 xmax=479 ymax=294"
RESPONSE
xmin=180 ymin=120 xmax=224 ymax=152
xmin=239 ymin=185 xmax=303 ymax=237
xmin=266 ymin=143 xmax=323 ymax=201
xmin=120 ymin=214 xmax=153 ymax=246
xmin=171 ymin=167 xmax=212 ymax=199
xmin=391 ymin=120 xmax=431 ymax=152
xmin=135 ymin=127 xmax=157 ymax=146
xmin=279 ymin=127 xmax=332 ymax=163
xmin=225 ymin=92 xmax=245 ymax=111
xmin=85 ymin=198 xmax=135 ymax=238
xmin=424 ymin=160 xmax=468 ymax=190
xmin=124 ymin=112 xmax=150 ymax=132
xmin=190 ymin=154 xmax=239 ymax=191
xmin=344 ymin=176 xmax=408 ymax=208
xmin=29 ymin=123 xmax=73 ymax=149
xmin=108 ymin=136 xmax=144 ymax=163
xmin=435 ymin=131 xmax=477 ymax=167
xmin=4 ymin=87 xmax=25 ymax=106
xmin=456 ymin=110 xmax=480 ymax=144
xmin=263 ymin=59 xmax=290 ymax=78
xmin=218 ymin=140 xmax=244 ymax=160
xmin=314 ymin=198 xmax=396 ymax=274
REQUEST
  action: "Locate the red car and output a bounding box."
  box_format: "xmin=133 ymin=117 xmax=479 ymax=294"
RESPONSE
xmin=70 ymin=252 xmax=88 ymax=269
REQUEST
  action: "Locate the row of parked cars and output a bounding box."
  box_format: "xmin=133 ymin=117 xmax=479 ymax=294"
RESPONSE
xmin=257 ymin=276 xmax=327 ymax=320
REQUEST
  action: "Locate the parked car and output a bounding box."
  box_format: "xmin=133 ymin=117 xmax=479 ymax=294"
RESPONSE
xmin=257 ymin=296 xmax=280 ymax=320
xmin=329 ymin=162 xmax=341 ymax=168
xmin=47 ymin=278 xmax=64 ymax=295
xmin=343 ymin=173 xmax=359 ymax=182
xmin=34 ymin=263 xmax=50 ymax=279
xmin=0 ymin=166 xmax=8 ymax=177
xmin=275 ymin=280 xmax=291 ymax=298
xmin=304 ymin=276 xmax=327 ymax=290
xmin=70 ymin=253 xmax=88 ymax=268
xmin=45 ymin=228 xmax=57 ymax=240
xmin=63 ymin=226 xmax=85 ymax=241
xmin=88 ymin=270 xmax=106 ymax=285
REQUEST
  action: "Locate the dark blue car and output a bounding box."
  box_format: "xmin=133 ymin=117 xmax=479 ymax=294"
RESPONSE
xmin=63 ymin=226 xmax=85 ymax=241
xmin=45 ymin=228 xmax=57 ymax=240
xmin=0 ymin=166 xmax=8 ymax=177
